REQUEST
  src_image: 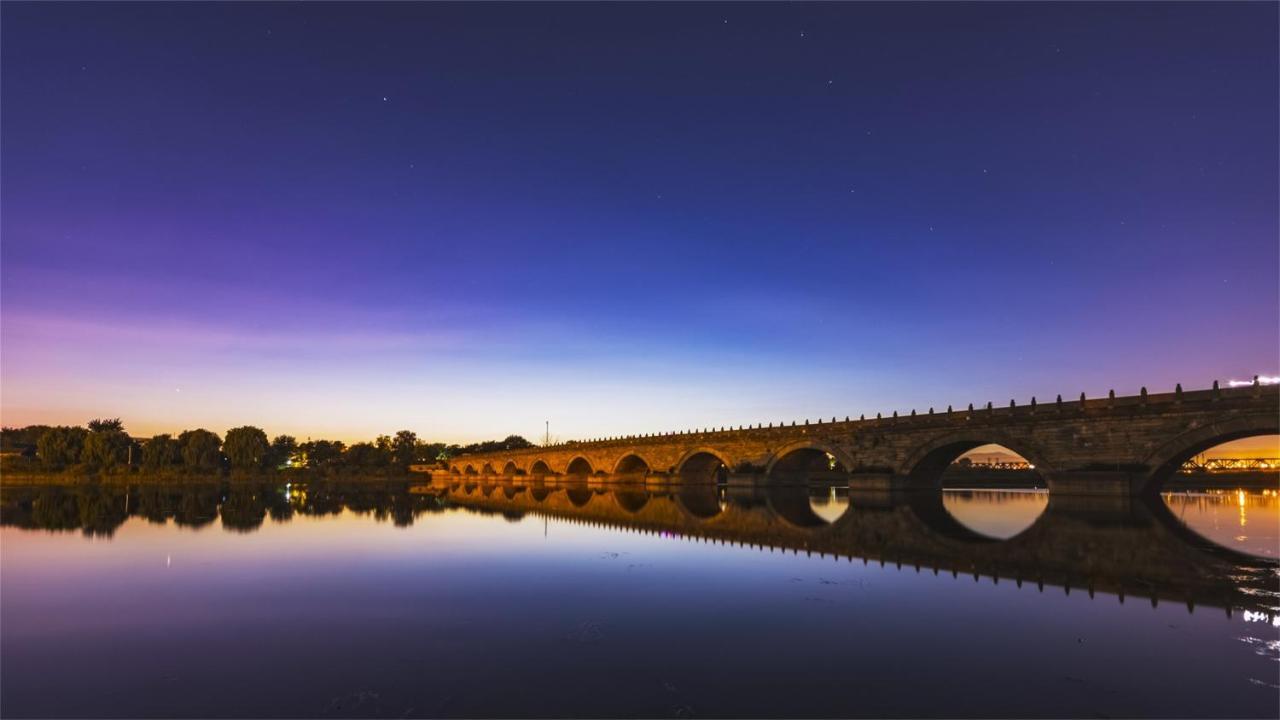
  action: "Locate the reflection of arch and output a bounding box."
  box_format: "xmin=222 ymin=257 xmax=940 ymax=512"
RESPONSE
xmin=675 ymin=448 xmax=733 ymax=484
xmin=613 ymin=490 xmax=649 ymax=513
xmin=481 ymin=463 xmax=496 ymax=475
xmin=675 ymin=486 xmax=723 ymax=519
xmin=1143 ymin=490 xmax=1280 ymax=561
xmin=566 ymin=487 xmax=593 ymax=507
xmin=530 ymin=486 xmax=554 ymax=502
xmin=503 ymin=485 xmax=525 ymax=500
xmin=566 ymin=456 xmax=594 ymax=477
xmin=1142 ymin=414 xmax=1280 ymax=492
xmin=901 ymin=431 xmax=1051 ymax=489
xmin=907 ymin=491 xmax=1011 ymax=543
xmin=502 ymin=461 xmax=521 ymax=476
xmin=529 ymin=459 xmax=553 ymax=476
xmin=937 ymin=489 xmax=1048 ymax=541
xmin=765 ymin=484 xmax=831 ymax=528
xmin=765 ymin=441 xmax=855 ymax=480
xmin=613 ymin=454 xmax=651 ymax=476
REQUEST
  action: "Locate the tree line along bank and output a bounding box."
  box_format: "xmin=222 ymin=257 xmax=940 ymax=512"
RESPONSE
xmin=0 ymin=419 xmax=534 ymax=479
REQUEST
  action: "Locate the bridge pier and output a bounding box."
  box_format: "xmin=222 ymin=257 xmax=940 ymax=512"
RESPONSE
xmin=643 ymin=473 xmax=676 ymax=488
xmin=848 ymin=472 xmax=898 ymax=492
xmin=726 ymin=472 xmax=765 ymax=488
xmin=1045 ymin=470 xmax=1147 ymax=496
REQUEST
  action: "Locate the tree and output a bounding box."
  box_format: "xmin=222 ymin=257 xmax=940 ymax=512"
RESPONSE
xmin=223 ymin=426 xmax=269 ymax=469
xmin=141 ymin=434 xmax=181 ymax=471
xmin=81 ymin=429 xmax=132 ymax=469
xmin=36 ymin=426 xmax=89 ymax=467
xmin=501 ymin=435 xmax=534 ymax=450
xmin=87 ymin=418 xmax=125 ymax=433
xmin=268 ymin=435 xmax=298 ymax=468
xmin=393 ymin=430 xmax=418 ymax=466
xmin=415 ymin=441 xmax=447 ymax=464
xmin=1 ymin=425 xmax=53 ymax=456
xmin=300 ymin=439 xmax=344 ymax=469
xmin=344 ymin=442 xmax=389 ymax=468
xmin=178 ymin=429 xmax=223 ymax=472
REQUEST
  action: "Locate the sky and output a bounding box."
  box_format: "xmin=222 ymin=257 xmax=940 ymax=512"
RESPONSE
xmin=2 ymin=3 xmax=1277 ymax=444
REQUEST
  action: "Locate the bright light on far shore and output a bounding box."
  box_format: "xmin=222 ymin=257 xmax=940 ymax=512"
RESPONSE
xmin=1227 ymin=376 xmax=1280 ymax=387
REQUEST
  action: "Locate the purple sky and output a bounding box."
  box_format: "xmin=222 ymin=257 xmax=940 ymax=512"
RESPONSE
xmin=2 ymin=3 xmax=1277 ymax=443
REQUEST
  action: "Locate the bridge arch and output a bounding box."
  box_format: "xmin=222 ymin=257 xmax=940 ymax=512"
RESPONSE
xmin=502 ymin=461 xmax=521 ymax=476
xmin=529 ymin=459 xmax=553 ymax=476
xmin=900 ymin=431 xmax=1052 ymax=489
xmin=765 ymin=440 xmax=856 ymax=482
xmin=1141 ymin=413 xmax=1280 ymax=493
xmin=612 ymin=453 xmax=652 ymax=476
xmin=463 ymin=464 xmax=478 ymax=476
xmin=565 ymin=456 xmax=595 ymax=477
xmin=675 ymin=448 xmax=733 ymax=484
xmin=481 ymin=462 xmax=496 ymax=476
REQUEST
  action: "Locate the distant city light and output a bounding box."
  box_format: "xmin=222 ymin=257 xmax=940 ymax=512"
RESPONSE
xmin=1227 ymin=376 xmax=1280 ymax=387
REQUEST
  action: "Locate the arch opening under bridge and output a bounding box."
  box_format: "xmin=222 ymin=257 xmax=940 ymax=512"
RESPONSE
xmin=566 ymin=457 xmax=594 ymax=477
xmin=1143 ymin=414 xmax=1279 ymax=494
xmin=766 ymin=443 xmax=853 ymax=485
xmin=613 ymin=454 xmax=651 ymax=477
xmin=676 ymin=449 xmax=730 ymax=485
xmin=903 ymin=434 xmax=1049 ymax=490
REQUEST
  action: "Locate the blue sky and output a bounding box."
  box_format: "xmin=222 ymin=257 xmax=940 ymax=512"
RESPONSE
xmin=2 ymin=3 xmax=1276 ymax=442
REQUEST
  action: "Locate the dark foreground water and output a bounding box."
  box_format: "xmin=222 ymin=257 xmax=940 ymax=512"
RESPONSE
xmin=2 ymin=482 xmax=1277 ymax=718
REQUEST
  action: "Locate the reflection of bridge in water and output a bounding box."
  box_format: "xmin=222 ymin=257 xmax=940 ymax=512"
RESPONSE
xmin=422 ymin=476 xmax=1280 ymax=618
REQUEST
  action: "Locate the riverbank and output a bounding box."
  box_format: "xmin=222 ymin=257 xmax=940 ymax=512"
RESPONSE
xmin=0 ymin=469 xmax=421 ymax=486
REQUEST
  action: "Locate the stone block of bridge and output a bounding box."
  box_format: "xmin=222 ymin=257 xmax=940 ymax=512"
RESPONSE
xmin=848 ymin=472 xmax=897 ymax=492
xmin=725 ymin=472 xmax=765 ymax=488
xmin=642 ymin=473 xmax=676 ymax=488
xmin=1046 ymin=471 xmax=1147 ymax=496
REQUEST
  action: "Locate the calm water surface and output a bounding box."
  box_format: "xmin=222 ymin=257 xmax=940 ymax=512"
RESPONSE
xmin=2 ymin=482 xmax=1277 ymax=718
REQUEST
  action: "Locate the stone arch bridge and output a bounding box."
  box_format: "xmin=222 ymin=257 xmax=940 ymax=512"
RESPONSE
xmin=418 ymin=384 xmax=1278 ymax=496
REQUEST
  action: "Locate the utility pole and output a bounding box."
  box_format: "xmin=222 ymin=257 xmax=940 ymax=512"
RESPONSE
xmin=544 ymin=420 xmax=550 ymax=446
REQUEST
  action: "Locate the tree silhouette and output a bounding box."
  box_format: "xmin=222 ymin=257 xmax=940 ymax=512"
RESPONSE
xmin=178 ymin=429 xmax=223 ymax=472
xmin=224 ymin=426 xmax=270 ymax=469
